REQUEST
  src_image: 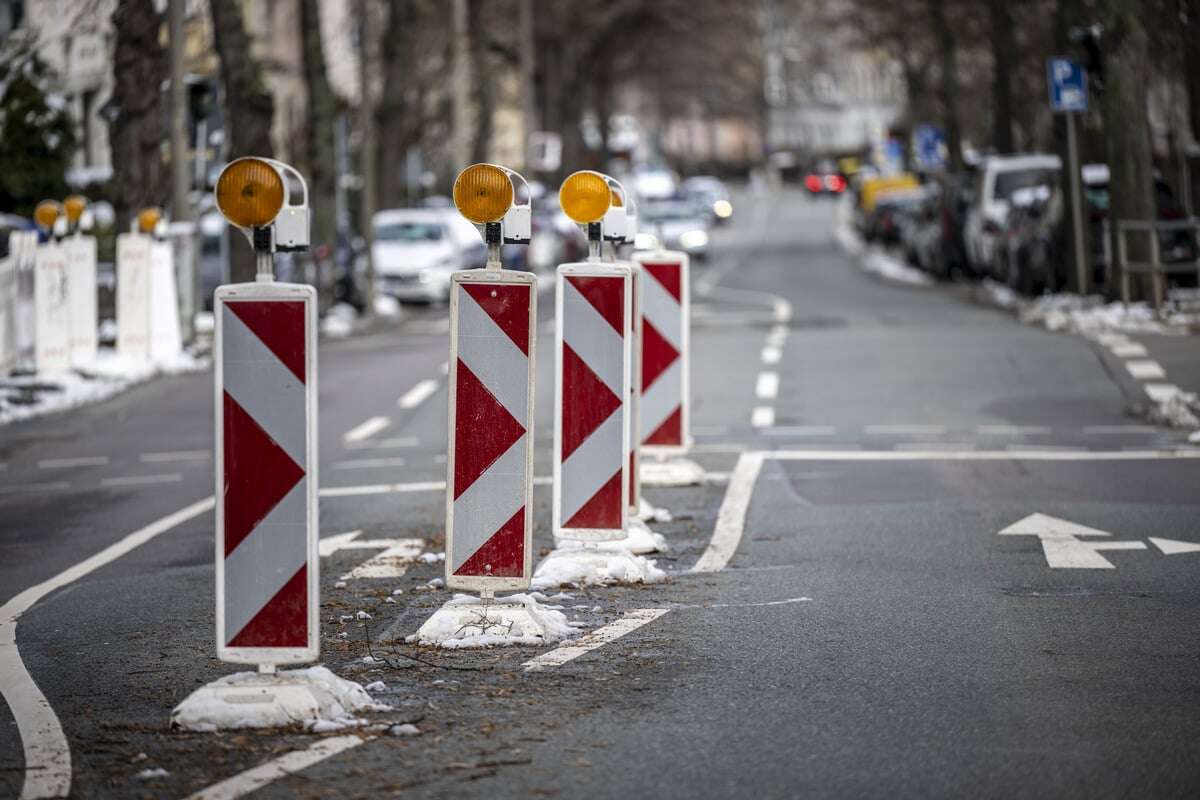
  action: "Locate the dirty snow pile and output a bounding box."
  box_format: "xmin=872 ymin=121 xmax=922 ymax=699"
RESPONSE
xmin=858 ymin=249 xmax=933 ymax=287
xmin=979 ymin=279 xmax=1021 ymax=311
xmin=320 ymin=302 xmax=357 ymax=338
xmin=406 ymin=592 xmax=582 ymax=648
xmin=374 ymin=294 xmax=403 ymax=318
xmin=1016 ymin=294 xmax=1189 ymax=336
xmin=1147 ymin=388 xmax=1200 ymax=430
xmin=1 ymin=349 xmax=207 ymax=426
xmin=531 ymin=542 xmax=666 ymax=590
xmin=170 ymin=665 xmax=391 ymax=732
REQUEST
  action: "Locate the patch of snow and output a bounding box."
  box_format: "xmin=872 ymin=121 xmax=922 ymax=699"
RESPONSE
xmin=417 ymin=551 xmax=445 ymax=564
xmin=1147 ymin=389 xmax=1200 ymax=429
xmin=406 ymin=592 xmax=581 ymax=648
xmin=334 ymin=581 xmax=347 ymax=588
xmin=388 ymin=723 xmax=421 ymax=737
xmin=134 ymin=768 xmax=169 ymax=780
xmin=194 ymin=311 xmax=215 ymax=334
xmin=306 ymin=715 xmax=369 ymax=733
xmin=321 ymin=303 xmax=357 ymax=338
xmin=980 ymin=279 xmax=1020 ymax=310
xmin=1 ymin=348 xmax=208 ymax=426
xmin=859 ymin=249 xmax=934 ymax=287
xmin=374 ymin=294 xmax=403 ymax=318
xmin=391 ymin=588 xmax=404 ymax=596
xmin=1017 ymin=294 xmax=1187 ymax=336
xmin=1189 ymin=430 xmax=1200 ymax=443
xmin=364 ymin=680 xmax=386 ymax=692
xmin=622 ymin=518 xmax=668 ymax=554
xmin=637 ymin=497 xmax=673 ymax=523
xmin=424 ymin=577 xmax=445 ymax=589
xmin=170 ymin=665 xmax=390 ymax=732
xmin=384 ymin=596 xmax=396 ymax=604
xmin=532 ymin=544 xmax=666 ymax=590
xmin=356 ymin=610 xmax=372 ymax=620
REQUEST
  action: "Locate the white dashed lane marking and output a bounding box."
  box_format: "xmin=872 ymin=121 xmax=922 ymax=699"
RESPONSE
xmin=140 ymin=450 xmax=210 ymax=463
xmin=864 ymin=424 xmax=946 ymax=436
xmin=755 ymin=372 xmax=779 ymax=400
xmin=398 ymin=379 xmax=439 ymax=409
xmin=523 ymin=610 xmax=671 ymax=671
xmin=332 ymin=457 xmax=408 ymax=470
xmin=101 ymin=473 xmax=183 ymax=488
xmin=1126 ymin=360 xmax=1167 ymax=380
xmin=343 ymin=416 xmax=391 ymax=444
xmin=38 ymin=456 xmax=109 ymax=469
xmin=751 ymin=406 xmax=775 ymax=428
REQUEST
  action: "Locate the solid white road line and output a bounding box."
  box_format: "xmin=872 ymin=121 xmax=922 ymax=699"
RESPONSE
xmin=763 ymin=426 xmax=836 ymax=437
xmin=101 ymin=473 xmax=183 ymax=487
xmin=0 ymin=495 xmax=214 ymax=800
xmin=523 ymin=609 xmax=671 ymax=671
xmin=751 ymin=406 xmax=775 ymax=428
xmin=1144 ymin=383 xmax=1180 ymax=402
xmin=184 ymin=735 xmax=369 ymax=800
xmin=976 ymin=425 xmax=1052 ymax=436
xmin=0 ymin=481 xmax=70 ymax=494
xmin=398 ymin=379 xmax=438 ymax=409
xmin=344 ymin=436 xmax=420 ymax=451
xmin=693 ymin=451 xmax=764 ymax=573
xmin=332 ymin=457 xmax=408 ymax=470
xmin=863 ymin=424 xmax=947 ymax=436
xmin=1125 ymin=360 xmax=1166 ymax=380
xmin=343 ymin=416 xmax=391 ymax=444
xmin=755 ymin=372 xmax=779 ymax=400
xmin=139 ymin=450 xmax=210 ymax=463
xmin=766 ymin=449 xmax=1200 ymax=461
xmin=37 ymin=456 xmax=108 ymax=469
xmin=1082 ymin=424 xmax=1160 ymax=434
xmin=319 ymin=480 xmax=445 ymax=497
xmin=895 ymin=442 xmax=975 ymax=451
xmin=760 ymin=346 xmax=781 ymax=364
xmin=1109 ymin=343 xmax=1148 ymax=358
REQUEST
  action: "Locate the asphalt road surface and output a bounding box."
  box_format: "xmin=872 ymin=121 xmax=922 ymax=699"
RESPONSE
xmin=2 ymin=188 xmax=1199 ymax=799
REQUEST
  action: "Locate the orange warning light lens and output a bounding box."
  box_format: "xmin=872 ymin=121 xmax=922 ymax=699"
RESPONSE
xmin=559 ymin=171 xmax=610 ymax=224
xmin=453 ymin=164 xmax=514 ymax=224
xmin=216 ymin=158 xmax=285 ymax=228
xmin=610 ymin=188 xmax=624 ymax=208
xmin=34 ymin=201 xmax=61 ymax=230
xmin=137 ymin=207 xmax=162 ymax=234
xmin=63 ymin=195 xmax=88 ymax=223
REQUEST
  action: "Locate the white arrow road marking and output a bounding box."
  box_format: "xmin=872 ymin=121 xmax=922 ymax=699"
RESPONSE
xmin=998 ymin=512 xmax=1147 ymax=569
xmin=184 ymin=735 xmax=369 ymax=800
xmin=1125 ymin=360 xmax=1166 ymax=380
xmin=319 ymin=530 xmax=425 ymax=578
xmin=523 ymin=609 xmax=670 ymax=671
xmin=1149 ymin=537 xmax=1200 ymax=555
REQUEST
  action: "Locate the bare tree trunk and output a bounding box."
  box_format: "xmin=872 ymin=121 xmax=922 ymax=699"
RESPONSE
xmin=1184 ymin=0 xmax=1200 ymax=215
xmin=1052 ymin=0 xmax=1087 ymax=292
xmin=299 ymin=0 xmax=337 ymax=262
xmin=929 ymin=0 xmax=963 ymax=171
xmin=467 ymin=0 xmax=493 ymax=164
xmin=209 ymin=0 xmax=275 ymax=282
xmin=377 ymin=0 xmax=417 ymax=208
xmin=1102 ymin=0 xmax=1157 ymax=298
xmin=989 ymin=0 xmax=1016 ymax=153
xmin=109 ymin=0 xmax=168 ymax=232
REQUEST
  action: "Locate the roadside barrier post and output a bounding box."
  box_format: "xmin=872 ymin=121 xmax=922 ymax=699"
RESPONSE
xmin=413 ymin=163 xmax=568 ymax=646
xmin=62 ymin=195 xmax=98 ymax=366
xmin=32 ymin=202 xmax=70 ymax=374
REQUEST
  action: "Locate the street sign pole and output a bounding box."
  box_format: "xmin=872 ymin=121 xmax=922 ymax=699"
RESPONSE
xmin=1066 ymin=112 xmax=1087 ymax=294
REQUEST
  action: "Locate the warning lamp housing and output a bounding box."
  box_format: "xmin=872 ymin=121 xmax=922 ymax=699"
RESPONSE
xmin=452 ymin=163 xmax=531 ymax=246
xmin=215 ymin=157 xmax=310 ymax=253
xmin=602 ymin=176 xmax=636 ymax=244
xmin=34 ymin=200 xmax=61 ymax=232
xmin=63 ymin=195 xmax=87 ymax=224
xmin=137 ymin=207 xmax=164 ymax=236
xmin=559 ymin=171 xmax=611 ymax=225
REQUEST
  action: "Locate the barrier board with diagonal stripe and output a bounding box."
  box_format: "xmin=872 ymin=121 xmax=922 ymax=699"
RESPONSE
xmin=214 ymin=282 xmax=319 ymax=664
xmin=633 ymin=251 xmax=690 ymax=453
xmin=445 ymin=269 xmax=537 ymax=592
xmin=554 ymin=262 xmax=632 ymax=541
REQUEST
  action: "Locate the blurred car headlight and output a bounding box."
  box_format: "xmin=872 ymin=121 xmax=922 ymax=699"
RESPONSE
xmin=679 ymin=230 xmax=708 ymax=250
xmin=713 ymin=200 xmax=733 ymax=218
xmin=634 ymin=232 xmax=659 ymax=250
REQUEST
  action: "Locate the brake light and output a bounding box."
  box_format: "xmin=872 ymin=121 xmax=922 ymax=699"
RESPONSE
xmin=824 ymin=174 xmax=846 ymax=192
xmin=805 ymin=174 xmax=822 ymax=192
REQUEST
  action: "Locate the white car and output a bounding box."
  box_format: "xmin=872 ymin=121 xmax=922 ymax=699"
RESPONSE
xmin=963 ymin=154 xmax=1060 ymax=277
xmin=372 ymin=209 xmax=486 ymax=303
xmin=638 ymin=199 xmax=712 ymax=260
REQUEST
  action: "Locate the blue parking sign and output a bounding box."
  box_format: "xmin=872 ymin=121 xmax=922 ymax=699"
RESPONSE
xmin=1047 ymin=58 xmax=1088 ymax=112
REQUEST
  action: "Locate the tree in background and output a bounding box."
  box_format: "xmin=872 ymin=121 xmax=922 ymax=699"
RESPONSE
xmin=299 ymin=0 xmax=338 ymax=270
xmin=209 ymin=0 xmax=275 ymax=282
xmin=989 ymin=0 xmax=1017 ymax=153
xmin=0 ymin=49 xmax=77 ymax=217
xmin=107 ymin=0 xmax=165 ymax=231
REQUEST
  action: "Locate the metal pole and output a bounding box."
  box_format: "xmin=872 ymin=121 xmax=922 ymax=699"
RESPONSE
xmin=452 ymin=0 xmax=471 ymax=168
xmin=169 ymin=0 xmax=195 ymax=341
xmin=358 ymin=0 xmax=377 ymax=315
xmin=518 ymin=0 xmax=536 ymax=171
xmin=256 ymin=251 xmax=274 ymax=283
xmin=1066 ymin=112 xmax=1087 ymax=294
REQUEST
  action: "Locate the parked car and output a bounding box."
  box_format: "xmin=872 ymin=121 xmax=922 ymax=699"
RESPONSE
xmin=372 ymin=208 xmax=486 ymax=303
xmin=682 ymin=176 xmax=733 ymax=225
xmin=639 ymin=197 xmax=712 ymax=260
xmin=0 ymin=214 xmax=33 ymax=258
xmin=963 ymin=154 xmax=1060 ymax=277
xmin=865 ymin=189 xmax=923 ymax=245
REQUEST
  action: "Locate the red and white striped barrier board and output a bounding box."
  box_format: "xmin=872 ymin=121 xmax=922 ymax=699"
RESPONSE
xmin=215 ymin=282 xmax=318 ymax=664
xmin=445 ymin=270 xmax=536 ymax=592
xmin=627 ymin=265 xmax=641 ymax=514
xmin=633 ymin=251 xmax=689 ymax=453
xmin=554 ymin=263 xmax=631 ymax=540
